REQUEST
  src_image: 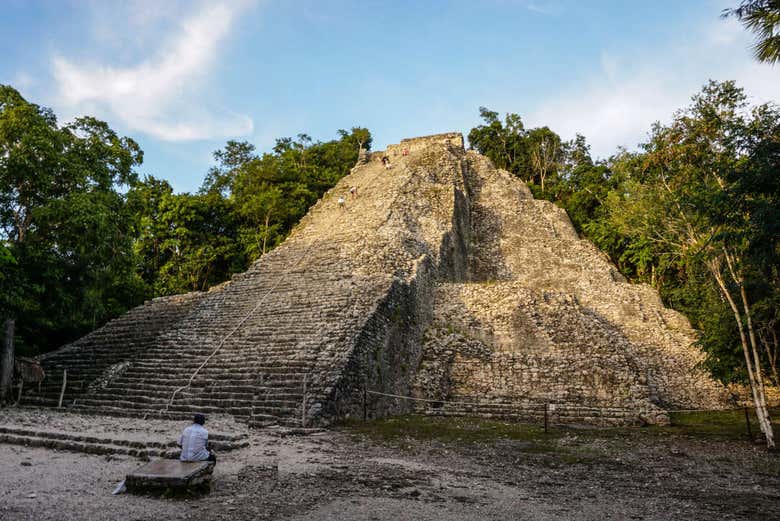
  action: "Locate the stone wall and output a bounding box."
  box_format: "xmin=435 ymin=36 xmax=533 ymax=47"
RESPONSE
xmin=386 ymin=132 xmax=464 ymax=157
xmin=324 ymin=256 xmax=436 ymax=421
xmin=413 ymin=283 xmax=668 ymax=425
xmin=321 ymin=145 xmax=473 ymax=422
xmin=408 ymin=147 xmax=726 ymax=425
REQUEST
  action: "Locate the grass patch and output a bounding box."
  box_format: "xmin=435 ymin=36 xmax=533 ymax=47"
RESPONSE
xmin=339 ymin=415 xmax=626 ymax=467
xmin=338 ymin=410 xmax=780 ymax=470
xmin=660 ymin=407 xmax=780 ymax=440
xmin=340 ymin=409 xmax=780 ymax=450
xmin=340 ymin=414 xmax=553 ymax=443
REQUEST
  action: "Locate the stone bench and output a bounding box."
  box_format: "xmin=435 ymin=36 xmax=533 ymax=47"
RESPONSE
xmin=125 ymin=459 xmax=215 ymax=494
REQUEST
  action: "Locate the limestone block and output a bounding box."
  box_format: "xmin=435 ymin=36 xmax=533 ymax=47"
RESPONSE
xmin=125 ymin=459 xmax=214 ymax=494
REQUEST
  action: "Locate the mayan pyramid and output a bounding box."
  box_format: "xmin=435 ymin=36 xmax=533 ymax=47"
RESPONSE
xmin=22 ymin=133 xmax=727 ymax=427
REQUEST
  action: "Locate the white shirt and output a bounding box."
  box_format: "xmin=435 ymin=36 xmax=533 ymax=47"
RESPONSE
xmin=179 ymin=423 xmax=210 ymax=461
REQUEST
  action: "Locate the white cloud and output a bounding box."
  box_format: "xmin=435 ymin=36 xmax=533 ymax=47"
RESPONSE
xmin=11 ymin=71 xmax=34 ymax=91
xmin=52 ymin=1 xmax=254 ymax=142
xmin=526 ymin=18 xmax=780 ymax=159
xmin=525 ymin=1 xmax=562 ymax=15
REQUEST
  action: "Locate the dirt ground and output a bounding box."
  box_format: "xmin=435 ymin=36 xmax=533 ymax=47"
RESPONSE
xmin=1 ymin=414 xmax=779 ymax=521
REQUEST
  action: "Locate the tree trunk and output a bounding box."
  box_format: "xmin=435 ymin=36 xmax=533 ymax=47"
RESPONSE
xmin=0 ymin=318 xmax=15 ymax=403
xmin=711 ymin=256 xmax=775 ymax=449
xmin=724 ymin=249 xmax=775 ymax=449
xmin=739 ymin=283 xmax=775 ymax=449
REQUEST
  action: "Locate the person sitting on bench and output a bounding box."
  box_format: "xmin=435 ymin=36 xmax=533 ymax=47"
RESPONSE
xmin=179 ymin=413 xmax=216 ymax=463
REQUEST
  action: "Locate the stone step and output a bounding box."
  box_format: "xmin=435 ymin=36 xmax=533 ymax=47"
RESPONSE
xmin=130 ymin=356 xmax=319 ymax=366
xmin=0 ymin=425 xmax=248 ymax=458
xmin=128 ymin=354 xmax=323 ymax=362
xmin=421 ymin=402 xmax=644 ymax=425
xmin=26 ymin=380 xmax=91 ymax=394
xmin=93 ymin=388 xmax=256 ymax=401
xmin=247 ymin=414 xmax=303 ymax=428
xmin=0 ymin=432 xmax=175 ymax=458
xmin=252 ymin=404 xmax=302 ymax=416
xmin=73 ymin=397 xmax=253 ymax=417
xmin=66 ymin=404 xmax=196 ymax=421
xmin=18 ymin=395 xmax=60 ymax=407
xmin=174 ymin=396 xmax=253 ymax=408
xmin=65 ymin=403 xmax=249 ymax=422
xmin=252 ymin=391 xmax=304 ymax=400
xmin=113 ymin=370 xmax=308 ymax=383
xmin=254 ymin=399 xmax=303 ymax=410
xmin=75 ymin=397 xmax=169 ymax=409
xmin=122 ymin=362 xmax=317 ymax=374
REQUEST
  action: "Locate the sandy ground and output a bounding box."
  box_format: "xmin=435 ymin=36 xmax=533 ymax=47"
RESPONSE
xmin=1 ymin=421 xmax=779 ymax=521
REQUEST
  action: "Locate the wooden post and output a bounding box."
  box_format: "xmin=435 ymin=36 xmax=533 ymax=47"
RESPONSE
xmin=301 ymin=374 xmax=307 ymax=428
xmin=16 ymin=379 xmax=23 ymax=404
xmin=58 ymin=369 xmax=67 ymax=408
xmin=744 ymin=405 xmax=753 ymax=440
xmin=544 ymin=402 xmax=549 ymax=434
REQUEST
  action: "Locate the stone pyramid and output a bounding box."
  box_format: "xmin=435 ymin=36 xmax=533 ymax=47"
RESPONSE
xmin=23 ymin=133 xmax=726 ymax=426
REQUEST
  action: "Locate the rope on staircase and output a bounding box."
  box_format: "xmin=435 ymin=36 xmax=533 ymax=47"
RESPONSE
xmin=161 ymin=238 xmax=317 ymax=413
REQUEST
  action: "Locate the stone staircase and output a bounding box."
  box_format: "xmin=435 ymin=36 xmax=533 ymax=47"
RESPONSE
xmin=23 ymin=293 xmax=204 ymax=409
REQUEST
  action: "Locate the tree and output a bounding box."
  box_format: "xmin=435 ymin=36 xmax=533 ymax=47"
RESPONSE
xmin=468 ymin=108 xmax=528 ymax=174
xmin=468 ymin=108 xmax=574 ymax=195
xmin=129 ymin=178 xmax=243 ymax=295
xmin=0 ymin=85 xmax=145 ymax=364
xmin=526 ymin=127 xmax=564 ymax=193
xmin=342 ymin=127 xmax=371 ymax=153
xmin=605 ymin=81 xmax=779 ymax=448
xmin=0 ymin=243 xmax=17 ymax=400
xmin=723 ymin=1 xmax=780 ymax=64
xmin=201 ymin=140 xmax=257 ymax=196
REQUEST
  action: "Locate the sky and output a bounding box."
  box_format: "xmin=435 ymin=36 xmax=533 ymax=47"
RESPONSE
xmin=2 ymin=0 xmax=779 ymax=193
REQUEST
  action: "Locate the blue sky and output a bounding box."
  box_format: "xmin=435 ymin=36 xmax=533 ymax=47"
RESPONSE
xmin=2 ymin=0 xmax=779 ymax=193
